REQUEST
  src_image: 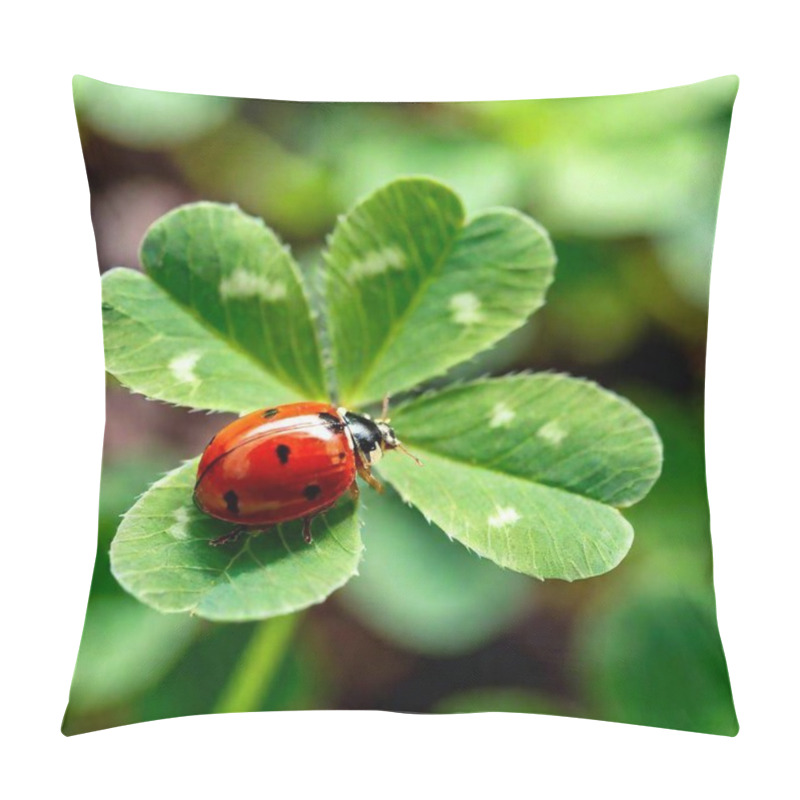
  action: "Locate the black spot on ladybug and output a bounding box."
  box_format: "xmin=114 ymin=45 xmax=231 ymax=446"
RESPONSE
xmin=319 ymin=412 xmax=345 ymax=432
xmin=337 ymin=451 xmax=346 ymax=460
xmin=276 ymin=444 xmax=291 ymax=464
xmin=303 ymin=484 xmax=322 ymax=501
xmin=224 ymin=490 xmax=239 ymax=515
xmin=263 ymin=408 xmax=279 ymax=418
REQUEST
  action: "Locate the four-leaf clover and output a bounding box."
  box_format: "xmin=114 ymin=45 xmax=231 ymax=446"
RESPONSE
xmin=101 ymin=177 xmax=662 ymax=621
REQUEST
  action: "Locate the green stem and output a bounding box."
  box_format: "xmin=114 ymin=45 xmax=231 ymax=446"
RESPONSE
xmin=213 ymin=612 xmax=302 ymax=714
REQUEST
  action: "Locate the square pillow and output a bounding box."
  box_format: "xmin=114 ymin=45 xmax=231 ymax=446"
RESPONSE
xmin=63 ymin=75 xmax=738 ymax=736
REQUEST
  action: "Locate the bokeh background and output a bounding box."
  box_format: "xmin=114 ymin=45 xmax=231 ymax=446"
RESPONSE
xmin=63 ymin=75 xmax=738 ymax=736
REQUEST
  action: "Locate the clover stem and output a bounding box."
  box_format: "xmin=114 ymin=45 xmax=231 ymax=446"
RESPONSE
xmin=213 ymin=611 xmax=303 ymax=714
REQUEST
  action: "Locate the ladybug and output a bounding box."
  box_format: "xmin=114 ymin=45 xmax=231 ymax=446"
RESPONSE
xmin=193 ymin=401 xmax=420 ymax=546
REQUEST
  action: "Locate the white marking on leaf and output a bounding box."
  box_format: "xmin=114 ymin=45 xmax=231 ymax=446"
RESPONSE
xmin=489 ymin=402 xmax=516 ymax=428
xmin=537 ymin=420 xmax=568 ymax=445
xmin=219 ymin=268 xmax=287 ymax=301
xmin=168 ymin=507 xmax=192 ymax=540
xmin=488 ymin=506 xmax=521 ymax=528
xmin=449 ymin=292 xmax=484 ymax=325
xmin=169 ymin=351 xmax=201 ymax=385
xmin=349 ymin=246 xmax=406 ymax=279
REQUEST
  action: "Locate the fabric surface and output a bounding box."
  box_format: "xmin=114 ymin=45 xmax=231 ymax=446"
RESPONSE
xmin=64 ymin=75 xmax=738 ymax=736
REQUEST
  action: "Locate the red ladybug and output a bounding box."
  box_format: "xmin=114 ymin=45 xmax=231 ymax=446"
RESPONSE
xmin=194 ymin=401 xmax=419 ymax=546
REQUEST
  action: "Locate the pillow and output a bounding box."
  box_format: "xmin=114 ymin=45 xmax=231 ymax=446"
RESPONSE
xmin=63 ymin=75 xmax=738 ymax=736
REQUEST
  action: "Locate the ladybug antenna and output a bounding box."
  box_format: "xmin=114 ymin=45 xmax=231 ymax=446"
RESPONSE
xmin=396 ymin=441 xmax=423 ymax=467
xmin=381 ymin=394 xmax=391 ymax=421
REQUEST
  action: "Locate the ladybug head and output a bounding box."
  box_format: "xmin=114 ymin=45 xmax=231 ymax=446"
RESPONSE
xmin=376 ymin=420 xmax=399 ymax=449
xmin=376 ymin=420 xmax=422 ymax=466
xmin=343 ymin=411 xmax=422 ymax=467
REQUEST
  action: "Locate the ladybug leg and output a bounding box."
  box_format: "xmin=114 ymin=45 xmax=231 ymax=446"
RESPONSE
xmin=358 ymin=463 xmax=384 ymax=494
xmin=302 ymin=516 xmax=313 ymax=545
xmin=301 ymin=501 xmax=339 ymax=545
xmin=209 ymin=524 xmax=248 ymax=547
xmin=348 ymin=479 xmax=360 ymax=502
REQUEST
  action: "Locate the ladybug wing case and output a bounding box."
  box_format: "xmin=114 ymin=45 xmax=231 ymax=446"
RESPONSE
xmin=194 ymin=403 xmax=356 ymax=527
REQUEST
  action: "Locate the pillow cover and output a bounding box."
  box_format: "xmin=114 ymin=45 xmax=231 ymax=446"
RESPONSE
xmin=64 ymin=75 xmax=738 ymax=736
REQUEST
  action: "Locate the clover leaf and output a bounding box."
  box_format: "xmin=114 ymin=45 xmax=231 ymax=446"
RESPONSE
xmin=102 ymin=202 xmax=326 ymax=413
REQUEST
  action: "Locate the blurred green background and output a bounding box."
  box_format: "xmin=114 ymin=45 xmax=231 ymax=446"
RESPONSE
xmin=63 ymin=75 xmax=738 ymax=736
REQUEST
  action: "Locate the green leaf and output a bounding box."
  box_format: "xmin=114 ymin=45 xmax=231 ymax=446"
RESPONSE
xmin=579 ymin=591 xmax=739 ymax=735
xmin=67 ymin=596 xmax=198 ymax=713
xmin=325 ymin=178 xmax=555 ymax=406
xmin=102 ymin=202 xmax=326 ymax=413
xmin=109 ymin=460 xmax=362 ymax=622
xmin=174 ymin=119 xmax=339 ymax=239
xmin=340 ymin=487 xmax=532 ymax=655
xmin=102 ymin=269 xmax=307 ymax=413
xmin=378 ymin=374 xmax=662 ymax=581
xmin=73 ymin=76 xmax=237 ymax=149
